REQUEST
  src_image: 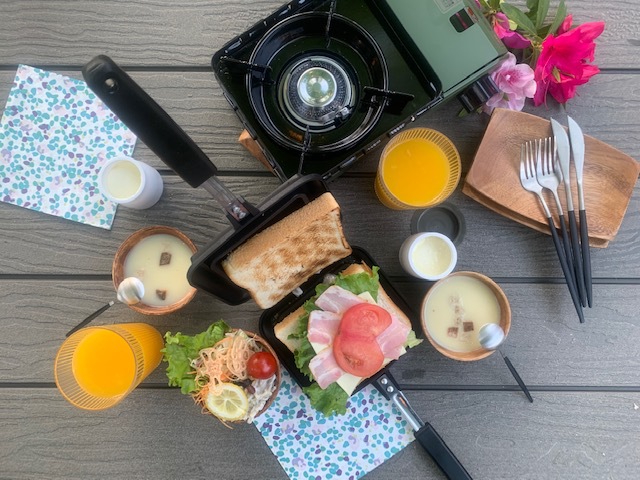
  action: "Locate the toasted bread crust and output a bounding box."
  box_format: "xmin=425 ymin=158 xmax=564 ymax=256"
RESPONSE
xmin=222 ymin=193 xmax=352 ymax=309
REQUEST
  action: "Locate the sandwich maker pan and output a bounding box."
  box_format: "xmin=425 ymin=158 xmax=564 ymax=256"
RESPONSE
xmin=260 ymin=248 xmax=472 ymax=480
xmin=84 ymin=56 xmax=470 ymax=478
xmin=82 ymin=55 xmax=329 ymax=306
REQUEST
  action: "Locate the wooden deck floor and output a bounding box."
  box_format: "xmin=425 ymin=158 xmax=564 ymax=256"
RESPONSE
xmin=1 ymin=1 xmax=638 ymax=479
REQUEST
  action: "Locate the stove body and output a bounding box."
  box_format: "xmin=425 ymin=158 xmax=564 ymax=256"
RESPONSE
xmin=212 ymin=0 xmax=507 ymax=181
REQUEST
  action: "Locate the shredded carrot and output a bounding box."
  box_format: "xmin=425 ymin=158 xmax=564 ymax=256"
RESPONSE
xmin=192 ymin=330 xmax=261 ymax=403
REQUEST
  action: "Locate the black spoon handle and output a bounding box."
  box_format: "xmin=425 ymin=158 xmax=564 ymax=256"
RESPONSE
xmin=66 ymin=301 xmax=114 ymax=337
xmin=501 ymin=352 xmax=533 ymax=403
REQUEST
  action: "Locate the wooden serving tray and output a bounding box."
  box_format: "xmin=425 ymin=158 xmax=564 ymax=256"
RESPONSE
xmin=463 ymin=109 xmax=639 ymax=248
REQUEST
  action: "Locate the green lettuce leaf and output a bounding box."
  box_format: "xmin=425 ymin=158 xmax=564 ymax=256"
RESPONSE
xmin=334 ymin=266 xmax=380 ymax=300
xmin=303 ymin=383 xmax=349 ymax=417
xmin=293 ymin=335 xmax=316 ymax=380
xmin=161 ymin=321 xmax=230 ymax=394
xmin=404 ymin=330 xmax=423 ymax=349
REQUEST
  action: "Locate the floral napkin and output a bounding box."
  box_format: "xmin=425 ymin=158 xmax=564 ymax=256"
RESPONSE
xmin=253 ymin=370 xmax=415 ymax=480
xmin=0 ymin=65 xmax=137 ymax=229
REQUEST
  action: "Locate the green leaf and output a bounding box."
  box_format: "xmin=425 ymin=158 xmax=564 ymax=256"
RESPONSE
xmin=303 ymin=383 xmax=349 ymax=417
xmin=334 ymin=266 xmax=380 ymax=301
xmin=404 ymin=330 xmax=424 ymax=349
xmin=547 ymin=0 xmax=567 ymax=36
xmin=161 ymin=320 xmax=230 ymax=394
xmin=501 ymin=3 xmax=538 ymax=37
xmin=293 ymin=336 xmax=316 ymax=380
xmin=535 ymin=0 xmax=550 ymax=29
xmin=477 ymin=0 xmax=492 ymax=11
xmin=489 ymin=0 xmax=501 ymax=10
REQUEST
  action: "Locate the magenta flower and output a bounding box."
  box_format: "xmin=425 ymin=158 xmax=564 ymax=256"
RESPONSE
xmin=492 ymin=13 xmax=531 ymax=49
xmin=484 ymin=53 xmax=537 ymax=114
xmin=533 ymin=19 xmax=605 ymax=105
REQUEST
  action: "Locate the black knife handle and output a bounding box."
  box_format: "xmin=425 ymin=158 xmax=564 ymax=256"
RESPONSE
xmin=567 ymin=210 xmax=587 ymax=307
xmin=82 ymin=55 xmax=217 ymax=188
xmin=580 ymin=209 xmax=593 ymax=307
xmin=501 ymin=353 xmax=533 ymax=403
xmin=558 ymin=213 xmax=577 ymax=291
xmin=547 ymin=217 xmax=585 ymax=323
xmin=415 ymin=423 xmax=473 ymax=480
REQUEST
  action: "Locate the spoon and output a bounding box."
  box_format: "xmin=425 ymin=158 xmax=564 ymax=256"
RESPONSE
xmin=478 ymin=323 xmax=533 ymax=403
xmin=65 ymin=277 xmax=145 ymax=337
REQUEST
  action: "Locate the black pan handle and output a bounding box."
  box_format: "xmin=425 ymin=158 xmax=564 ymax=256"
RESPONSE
xmin=82 ymin=55 xmax=217 ymax=188
xmin=415 ymin=423 xmax=473 ymax=480
xmin=372 ymin=372 xmax=472 ymax=480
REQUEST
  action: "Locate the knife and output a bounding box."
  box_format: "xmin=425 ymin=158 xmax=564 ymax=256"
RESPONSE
xmin=568 ymin=116 xmax=593 ymax=308
xmin=551 ymin=118 xmax=587 ymax=308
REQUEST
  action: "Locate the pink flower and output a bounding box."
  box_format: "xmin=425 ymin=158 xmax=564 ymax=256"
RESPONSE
xmin=484 ymin=53 xmax=537 ymax=114
xmin=492 ymin=13 xmax=531 ymax=49
xmin=533 ymin=19 xmax=605 ymax=105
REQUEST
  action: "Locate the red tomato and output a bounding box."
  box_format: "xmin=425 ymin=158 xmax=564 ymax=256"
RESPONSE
xmin=339 ymin=303 xmax=392 ymax=337
xmin=247 ymin=351 xmax=278 ymax=379
xmin=333 ymin=333 xmax=385 ymax=377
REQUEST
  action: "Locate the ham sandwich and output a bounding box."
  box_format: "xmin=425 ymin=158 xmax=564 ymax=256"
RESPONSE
xmin=274 ymin=263 xmax=413 ymax=396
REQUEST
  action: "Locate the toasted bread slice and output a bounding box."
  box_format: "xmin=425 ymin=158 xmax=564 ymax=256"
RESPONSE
xmin=222 ymin=192 xmax=352 ymax=309
xmin=273 ymin=304 xmax=305 ymax=353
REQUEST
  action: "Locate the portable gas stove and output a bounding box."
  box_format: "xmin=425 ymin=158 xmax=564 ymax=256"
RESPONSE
xmin=212 ymin=0 xmax=507 ymax=181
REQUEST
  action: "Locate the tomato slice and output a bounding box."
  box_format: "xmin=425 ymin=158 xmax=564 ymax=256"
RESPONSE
xmin=333 ymin=333 xmax=385 ymax=377
xmin=339 ymin=303 xmax=392 ymax=338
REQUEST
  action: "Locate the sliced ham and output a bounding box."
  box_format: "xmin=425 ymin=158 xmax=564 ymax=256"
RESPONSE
xmin=309 ymin=284 xmax=412 ymax=389
xmin=376 ymin=313 xmax=411 ymax=360
xmin=309 ymin=347 xmax=345 ymax=389
xmin=307 ymin=310 xmax=341 ymax=346
xmin=315 ymin=285 xmax=365 ymax=314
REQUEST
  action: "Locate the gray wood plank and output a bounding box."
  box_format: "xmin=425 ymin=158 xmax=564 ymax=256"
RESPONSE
xmin=0 ymin=0 xmax=636 ymax=70
xmin=1 ymin=71 xmax=638 ymax=173
xmin=1 ymin=177 xmax=638 ymax=277
xmin=2 ymin=279 xmax=639 ymax=386
xmin=1 ymin=388 xmax=638 ymax=480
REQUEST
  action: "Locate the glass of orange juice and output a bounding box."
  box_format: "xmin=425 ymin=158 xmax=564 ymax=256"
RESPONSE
xmin=375 ymin=128 xmax=461 ymax=210
xmin=54 ymin=323 xmax=163 ymax=410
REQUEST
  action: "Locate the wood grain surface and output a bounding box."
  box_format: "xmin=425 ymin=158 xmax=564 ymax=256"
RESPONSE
xmin=0 ymin=1 xmax=639 ymax=479
xmin=464 ymin=109 xmax=640 ymax=247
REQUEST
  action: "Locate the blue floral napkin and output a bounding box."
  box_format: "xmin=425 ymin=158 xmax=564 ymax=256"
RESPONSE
xmin=253 ymin=370 xmax=415 ymax=480
xmin=0 ymin=65 xmax=137 ymax=229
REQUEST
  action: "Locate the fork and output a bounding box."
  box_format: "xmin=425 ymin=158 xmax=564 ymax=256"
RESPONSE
xmin=520 ymin=141 xmax=585 ymax=323
xmin=535 ymin=137 xmax=579 ymax=298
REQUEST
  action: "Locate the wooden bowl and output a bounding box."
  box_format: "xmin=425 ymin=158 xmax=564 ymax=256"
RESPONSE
xmin=195 ymin=330 xmax=281 ymax=422
xmin=112 ymin=225 xmax=197 ymax=315
xmin=420 ymin=271 xmax=511 ymax=361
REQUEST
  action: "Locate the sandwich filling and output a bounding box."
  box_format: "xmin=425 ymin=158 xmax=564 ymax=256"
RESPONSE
xmin=276 ymin=263 xmax=421 ymax=416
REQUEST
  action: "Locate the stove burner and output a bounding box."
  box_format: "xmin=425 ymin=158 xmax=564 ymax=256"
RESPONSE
xmin=281 ymin=56 xmax=354 ymax=131
xmin=247 ymin=11 xmax=388 ymax=154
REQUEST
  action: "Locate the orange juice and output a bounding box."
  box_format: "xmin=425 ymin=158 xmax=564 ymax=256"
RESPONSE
xmin=55 ymin=323 xmax=164 ymax=409
xmin=73 ymin=329 xmax=136 ymax=397
xmin=382 ymin=138 xmax=450 ymax=206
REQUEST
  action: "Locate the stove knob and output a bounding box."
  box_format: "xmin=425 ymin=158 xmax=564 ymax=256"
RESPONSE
xmin=457 ymin=75 xmax=500 ymax=113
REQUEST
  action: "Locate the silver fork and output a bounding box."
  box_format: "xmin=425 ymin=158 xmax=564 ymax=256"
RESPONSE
xmin=535 ymin=137 xmax=577 ymax=289
xmin=520 ymin=140 xmax=584 ymax=323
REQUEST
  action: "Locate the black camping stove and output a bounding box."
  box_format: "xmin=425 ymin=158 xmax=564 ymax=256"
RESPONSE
xmin=212 ymin=0 xmax=507 ymax=181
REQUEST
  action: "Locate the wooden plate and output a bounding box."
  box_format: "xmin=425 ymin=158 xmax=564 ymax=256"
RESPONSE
xmin=463 ymin=108 xmax=639 ymax=248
